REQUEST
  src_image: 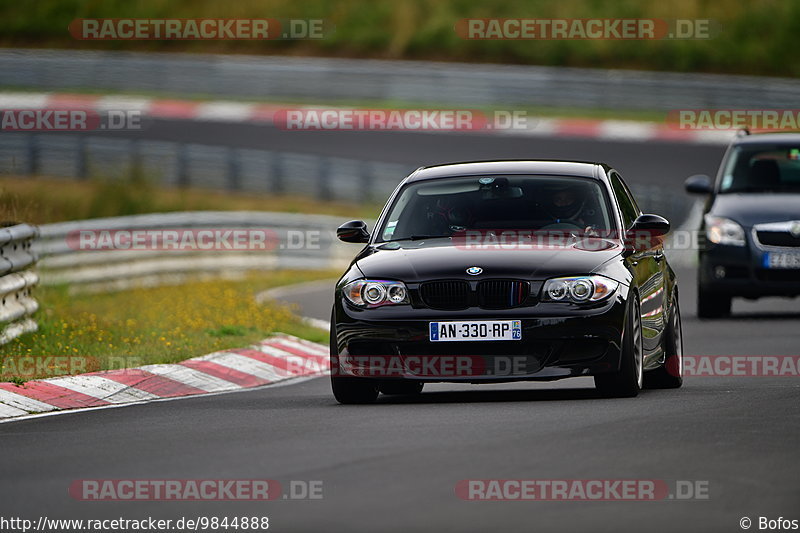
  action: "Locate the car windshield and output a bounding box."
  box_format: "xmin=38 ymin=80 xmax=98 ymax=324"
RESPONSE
xmin=719 ymin=144 xmax=800 ymax=193
xmin=377 ymin=175 xmax=615 ymax=242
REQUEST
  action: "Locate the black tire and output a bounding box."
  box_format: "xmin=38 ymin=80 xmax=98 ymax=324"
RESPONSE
xmin=644 ymin=296 xmax=683 ymax=389
xmin=331 ymin=376 xmax=379 ymax=404
xmin=329 ymin=309 xmax=378 ymax=404
xmin=379 ymin=380 xmax=424 ymax=396
xmin=595 ymin=295 xmax=643 ymax=398
xmin=697 ymin=285 xmax=731 ymax=318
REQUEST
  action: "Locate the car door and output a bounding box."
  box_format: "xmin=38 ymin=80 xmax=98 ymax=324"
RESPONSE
xmin=609 ymin=171 xmax=666 ymax=353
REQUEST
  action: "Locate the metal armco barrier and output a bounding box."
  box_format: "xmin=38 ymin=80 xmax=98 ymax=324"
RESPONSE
xmin=2 ymin=48 xmax=798 ymax=110
xmin=34 ymin=211 xmax=358 ymax=292
xmin=0 ymin=134 xmax=691 ymax=226
xmin=0 ymin=223 xmax=39 ymax=345
xmin=0 ymin=133 xmax=411 ymax=203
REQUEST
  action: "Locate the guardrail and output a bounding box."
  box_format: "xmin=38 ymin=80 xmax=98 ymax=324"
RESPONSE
xmin=0 ymin=223 xmax=39 ymax=345
xmin=0 ymin=133 xmax=412 ymax=202
xmin=2 ymin=48 xmax=798 ymax=110
xmin=0 ymin=133 xmax=692 ymax=226
xmin=34 ymin=198 xmax=694 ymax=295
xmin=34 ymin=211 xmax=356 ymax=292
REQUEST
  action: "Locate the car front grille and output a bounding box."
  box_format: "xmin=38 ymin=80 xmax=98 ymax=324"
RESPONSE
xmin=419 ymin=280 xmax=471 ymax=310
xmin=756 ymin=231 xmax=800 ymax=248
xmin=477 ymin=280 xmax=529 ymax=309
xmin=419 ymin=279 xmax=529 ymax=310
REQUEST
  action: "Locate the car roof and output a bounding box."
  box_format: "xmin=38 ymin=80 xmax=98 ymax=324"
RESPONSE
xmin=732 ymin=132 xmax=800 ymax=146
xmin=405 ymin=160 xmax=607 ymax=183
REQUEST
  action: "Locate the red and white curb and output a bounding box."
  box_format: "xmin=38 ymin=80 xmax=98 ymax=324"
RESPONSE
xmin=0 ymin=334 xmax=329 ymax=422
xmin=0 ymin=91 xmax=735 ymax=145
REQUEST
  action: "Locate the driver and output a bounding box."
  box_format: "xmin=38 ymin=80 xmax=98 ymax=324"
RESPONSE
xmin=428 ymin=198 xmax=472 ymax=234
xmin=542 ymin=185 xmax=598 ymax=235
xmin=544 ymin=185 xmax=585 ymax=224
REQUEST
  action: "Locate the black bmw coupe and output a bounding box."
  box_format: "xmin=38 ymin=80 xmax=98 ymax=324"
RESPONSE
xmin=331 ymin=161 xmax=683 ymax=404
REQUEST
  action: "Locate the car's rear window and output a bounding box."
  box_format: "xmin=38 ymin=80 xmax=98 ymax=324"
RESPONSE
xmin=720 ymin=144 xmax=800 ymax=193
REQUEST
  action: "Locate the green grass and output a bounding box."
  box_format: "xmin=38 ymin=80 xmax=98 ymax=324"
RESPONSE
xmin=0 ymin=0 xmax=797 ymax=77
xmin=0 ymin=175 xmax=383 ymax=225
xmin=0 ymin=175 xmax=348 ymax=382
xmin=0 ymin=270 xmax=336 ymax=382
xmin=0 ymin=174 xmax=349 ymax=383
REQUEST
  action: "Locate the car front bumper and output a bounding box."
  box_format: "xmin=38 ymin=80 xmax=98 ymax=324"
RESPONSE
xmin=699 ymin=243 xmax=800 ymax=298
xmin=332 ymin=297 xmax=628 ymax=383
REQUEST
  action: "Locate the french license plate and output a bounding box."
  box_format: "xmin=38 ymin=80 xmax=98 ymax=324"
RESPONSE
xmin=764 ymin=252 xmax=800 ymax=269
xmin=429 ymin=320 xmax=522 ymax=342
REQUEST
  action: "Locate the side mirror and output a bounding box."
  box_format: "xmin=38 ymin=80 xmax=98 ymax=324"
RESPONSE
xmin=337 ymin=220 xmax=370 ymax=243
xmin=625 ymin=214 xmax=670 ymax=253
xmin=631 ymin=214 xmax=671 ymax=236
xmin=684 ymin=174 xmax=712 ymax=194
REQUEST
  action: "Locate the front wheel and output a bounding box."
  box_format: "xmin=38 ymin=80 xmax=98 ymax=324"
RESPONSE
xmin=644 ymin=296 xmax=683 ymax=389
xmin=331 ymin=376 xmax=379 ymax=404
xmin=330 ymin=308 xmax=378 ymax=404
xmin=595 ymin=295 xmax=643 ymax=398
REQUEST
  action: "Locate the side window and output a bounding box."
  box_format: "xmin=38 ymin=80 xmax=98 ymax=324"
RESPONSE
xmin=610 ymin=172 xmax=640 ymax=229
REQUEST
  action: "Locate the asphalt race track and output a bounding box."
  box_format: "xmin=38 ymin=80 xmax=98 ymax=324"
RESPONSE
xmin=114 ymin=118 xmax=725 ymax=181
xmin=2 ymin=124 xmax=798 ymax=533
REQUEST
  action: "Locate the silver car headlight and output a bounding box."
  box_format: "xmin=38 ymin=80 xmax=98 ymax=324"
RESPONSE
xmin=343 ymin=280 xmax=410 ymax=308
xmin=705 ymin=215 xmax=746 ymax=246
xmin=542 ymin=275 xmax=619 ymax=304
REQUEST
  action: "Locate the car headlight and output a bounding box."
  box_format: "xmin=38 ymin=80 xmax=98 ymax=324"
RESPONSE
xmin=705 ymin=215 xmax=746 ymax=246
xmin=542 ymin=275 xmax=618 ymax=304
xmin=343 ymin=280 xmax=410 ymax=308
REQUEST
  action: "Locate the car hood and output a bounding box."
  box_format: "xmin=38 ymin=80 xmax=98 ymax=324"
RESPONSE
xmin=355 ymin=237 xmax=623 ymax=282
xmin=711 ymin=193 xmax=800 ymax=227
